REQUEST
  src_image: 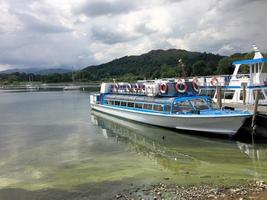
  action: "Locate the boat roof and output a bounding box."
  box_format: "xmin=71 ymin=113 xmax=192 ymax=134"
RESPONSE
xmin=233 ymin=58 xmax=267 ymax=65
xmin=104 ymin=94 xmax=209 ymax=104
xmin=104 ymin=94 xmax=175 ymax=104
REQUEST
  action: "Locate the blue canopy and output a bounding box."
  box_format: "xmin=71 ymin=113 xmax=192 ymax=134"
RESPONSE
xmin=233 ymin=58 xmax=267 ymax=65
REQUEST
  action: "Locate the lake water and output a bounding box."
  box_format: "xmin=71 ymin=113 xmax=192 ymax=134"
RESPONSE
xmin=0 ymin=91 xmax=267 ymax=199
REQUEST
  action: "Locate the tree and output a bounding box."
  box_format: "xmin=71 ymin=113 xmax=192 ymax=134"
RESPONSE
xmin=216 ymin=57 xmax=232 ymax=75
xmin=192 ymin=60 xmax=207 ymax=76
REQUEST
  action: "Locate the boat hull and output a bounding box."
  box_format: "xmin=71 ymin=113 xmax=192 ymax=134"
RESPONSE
xmin=91 ymin=104 xmax=250 ymax=136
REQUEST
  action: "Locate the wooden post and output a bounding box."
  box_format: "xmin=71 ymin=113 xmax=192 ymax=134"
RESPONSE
xmin=217 ymin=86 xmax=222 ymax=109
xmin=242 ymin=84 xmax=247 ymax=105
xmin=251 ymin=89 xmax=259 ymax=130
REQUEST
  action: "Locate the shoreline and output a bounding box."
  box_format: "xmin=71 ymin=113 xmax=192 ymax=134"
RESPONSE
xmin=115 ymin=181 xmax=267 ymax=200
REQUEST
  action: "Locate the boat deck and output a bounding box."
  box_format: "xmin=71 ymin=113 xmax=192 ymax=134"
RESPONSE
xmin=223 ymin=103 xmax=267 ymax=115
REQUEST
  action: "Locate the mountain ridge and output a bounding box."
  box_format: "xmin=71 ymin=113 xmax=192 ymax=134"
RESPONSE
xmin=0 ymin=68 xmax=72 ymax=75
xmin=82 ymin=48 xmax=224 ymax=81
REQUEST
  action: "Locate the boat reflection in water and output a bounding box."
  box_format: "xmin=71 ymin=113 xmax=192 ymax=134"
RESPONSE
xmin=237 ymin=142 xmax=267 ymax=161
xmin=91 ymin=110 xmax=267 ymax=184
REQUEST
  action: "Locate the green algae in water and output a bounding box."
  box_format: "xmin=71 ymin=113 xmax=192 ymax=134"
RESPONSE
xmin=91 ymin=111 xmax=267 ymax=186
xmin=11 ymin=153 xmax=169 ymax=190
xmin=0 ymin=91 xmax=267 ymax=192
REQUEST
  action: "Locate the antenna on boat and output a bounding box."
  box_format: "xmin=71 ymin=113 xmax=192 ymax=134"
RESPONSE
xmin=252 ymin=44 xmax=263 ymax=59
xmin=178 ymin=59 xmax=187 ymax=80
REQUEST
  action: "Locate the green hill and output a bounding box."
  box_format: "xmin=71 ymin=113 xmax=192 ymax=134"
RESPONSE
xmin=1 ymin=49 xmax=264 ymax=84
xmin=82 ymin=49 xmax=224 ymax=81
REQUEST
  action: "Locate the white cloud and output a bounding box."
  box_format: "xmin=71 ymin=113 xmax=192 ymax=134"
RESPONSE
xmin=0 ymin=0 xmax=266 ymax=70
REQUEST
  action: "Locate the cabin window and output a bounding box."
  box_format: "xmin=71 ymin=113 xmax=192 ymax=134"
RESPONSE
xmin=237 ymin=65 xmax=249 ymax=74
xmin=165 ymin=105 xmax=171 ymax=112
xmin=135 ymin=103 xmax=143 ymax=109
xmin=223 ymin=90 xmax=235 ymax=99
xmin=153 ymin=104 xmax=163 ymax=112
xmin=114 ymin=101 xmax=120 ymax=106
xmin=190 ymin=99 xmax=209 ymax=110
xmin=121 ymin=101 xmax=127 ymax=107
xmin=127 ymin=102 xmax=134 ymax=107
xmin=199 ymin=88 xmax=215 ymax=98
xmin=144 ymin=104 xmax=152 ymax=110
xmin=108 ymin=100 xmax=114 ymax=105
xmin=173 ymin=101 xmax=193 ymax=113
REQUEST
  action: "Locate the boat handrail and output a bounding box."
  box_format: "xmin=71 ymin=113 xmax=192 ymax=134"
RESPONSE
xmin=234 ymin=74 xmax=250 ymax=79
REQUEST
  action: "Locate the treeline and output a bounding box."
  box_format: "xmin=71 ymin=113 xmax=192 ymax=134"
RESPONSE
xmin=0 ymin=49 xmax=264 ymax=84
xmin=82 ymin=49 xmax=223 ymax=81
xmin=81 ymin=49 xmax=260 ymax=81
xmin=0 ymin=72 xmax=72 ymax=84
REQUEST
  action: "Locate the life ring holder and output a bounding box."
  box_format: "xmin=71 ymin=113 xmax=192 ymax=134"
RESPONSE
xmin=146 ymin=86 xmax=152 ymax=94
xmin=114 ymin=83 xmax=119 ymax=93
xmin=176 ymin=80 xmax=187 ymax=93
xmin=141 ymin=84 xmax=146 ymax=93
xmin=126 ymin=83 xmax=131 ymax=92
xmin=133 ymin=83 xmax=139 ymax=93
xmin=192 ymin=78 xmax=199 ymax=92
xmin=211 ymin=77 xmax=219 ymax=86
xmin=159 ymin=83 xmax=168 ymax=94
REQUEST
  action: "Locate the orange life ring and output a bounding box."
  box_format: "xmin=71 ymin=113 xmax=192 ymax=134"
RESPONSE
xmin=176 ymin=81 xmax=187 ymax=93
xmin=211 ymin=77 xmax=219 ymax=86
xmin=159 ymin=83 xmax=168 ymax=94
xmin=192 ymin=78 xmax=199 ymax=92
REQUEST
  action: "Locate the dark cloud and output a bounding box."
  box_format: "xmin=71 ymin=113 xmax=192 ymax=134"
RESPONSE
xmin=15 ymin=12 xmax=72 ymax=34
xmin=91 ymin=27 xmax=137 ymax=44
xmin=77 ymin=0 xmax=139 ymax=17
xmin=91 ymin=21 xmax=156 ymax=44
xmin=0 ymin=0 xmax=267 ymax=70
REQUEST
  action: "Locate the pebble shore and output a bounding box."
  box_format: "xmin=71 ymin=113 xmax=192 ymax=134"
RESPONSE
xmin=115 ymin=181 xmax=267 ymax=200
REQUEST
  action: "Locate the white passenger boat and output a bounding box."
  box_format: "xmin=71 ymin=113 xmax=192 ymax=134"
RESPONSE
xmin=198 ymin=45 xmax=267 ymax=105
xmin=90 ymin=79 xmax=252 ymax=136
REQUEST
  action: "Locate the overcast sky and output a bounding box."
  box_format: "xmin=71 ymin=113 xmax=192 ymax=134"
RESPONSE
xmin=0 ymin=0 xmax=266 ymax=70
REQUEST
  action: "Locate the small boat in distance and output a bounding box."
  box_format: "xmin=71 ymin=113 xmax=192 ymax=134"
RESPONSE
xmin=90 ymin=79 xmax=252 ymax=136
xmin=25 ymin=83 xmax=39 ymax=91
xmin=63 ymin=67 xmax=81 ymax=91
xmin=25 ymin=75 xmax=39 ymax=91
xmin=63 ymin=85 xmax=80 ymax=91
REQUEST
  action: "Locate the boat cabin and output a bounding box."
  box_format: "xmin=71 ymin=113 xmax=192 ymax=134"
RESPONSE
xmin=200 ymin=45 xmax=267 ymax=105
xmin=101 ymin=94 xmax=215 ymax=115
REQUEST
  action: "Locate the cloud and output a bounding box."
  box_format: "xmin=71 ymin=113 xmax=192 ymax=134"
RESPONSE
xmin=15 ymin=12 xmax=72 ymax=34
xmin=0 ymin=0 xmax=267 ymax=70
xmin=89 ymin=11 xmax=158 ymax=44
xmin=77 ymin=0 xmax=140 ymax=17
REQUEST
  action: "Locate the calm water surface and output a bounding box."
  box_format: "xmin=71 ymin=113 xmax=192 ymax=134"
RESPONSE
xmin=0 ymin=91 xmax=267 ymax=199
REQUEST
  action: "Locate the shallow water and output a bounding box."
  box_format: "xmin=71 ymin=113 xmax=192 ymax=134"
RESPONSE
xmin=0 ymin=91 xmax=267 ymax=199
